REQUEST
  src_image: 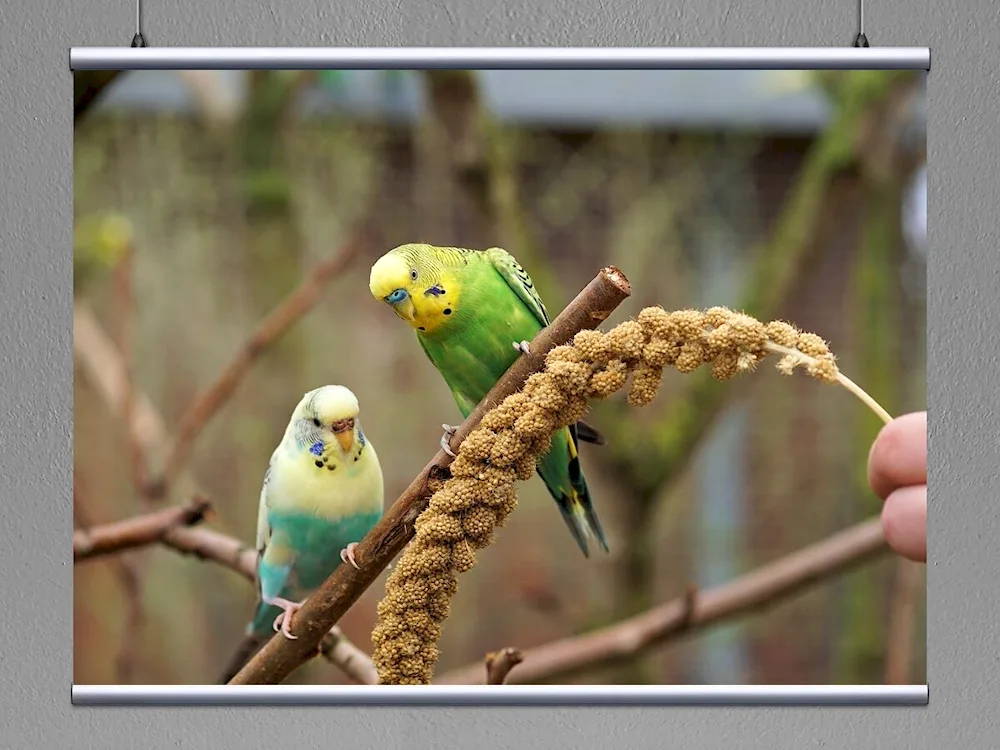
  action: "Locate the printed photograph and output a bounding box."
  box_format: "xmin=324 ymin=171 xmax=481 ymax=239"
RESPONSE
xmin=73 ymin=67 xmax=927 ymax=688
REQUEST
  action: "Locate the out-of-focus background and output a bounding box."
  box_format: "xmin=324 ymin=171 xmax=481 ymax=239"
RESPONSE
xmin=73 ymin=68 xmax=927 ymax=686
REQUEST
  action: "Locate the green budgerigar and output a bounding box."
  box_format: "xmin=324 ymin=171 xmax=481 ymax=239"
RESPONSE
xmin=218 ymin=385 xmax=384 ymax=683
xmin=369 ymin=243 xmax=609 ymax=557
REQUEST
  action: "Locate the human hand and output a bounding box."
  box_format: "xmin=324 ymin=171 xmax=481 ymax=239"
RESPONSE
xmin=867 ymin=411 xmax=927 ymax=562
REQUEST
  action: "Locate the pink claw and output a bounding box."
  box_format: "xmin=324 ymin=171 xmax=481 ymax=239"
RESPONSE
xmin=440 ymin=424 xmax=458 ymax=458
xmin=270 ymin=597 xmax=304 ymax=640
xmin=340 ymin=542 xmax=361 ymax=570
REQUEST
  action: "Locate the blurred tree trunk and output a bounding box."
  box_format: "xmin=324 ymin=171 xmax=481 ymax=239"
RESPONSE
xmin=602 ymin=130 xmax=690 ymax=684
xmin=830 ymin=72 xmax=922 ymax=683
xmin=742 ymin=170 xmax=862 ymax=683
xmin=238 ymin=72 xmax=315 ymax=377
xmin=421 ymin=71 xmax=562 ymax=305
xmin=835 ymin=167 xmax=908 ymax=683
xmin=241 ymin=71 xmax=315 ymax=286
xmin=596 ymin=71 xmax=919 ymax=505
xmin=608 ymin=490 xmax=660 ymax=683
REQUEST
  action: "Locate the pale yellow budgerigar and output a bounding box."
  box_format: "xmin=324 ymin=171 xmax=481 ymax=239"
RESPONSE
xmin=218 ymin=385 xmax=384 ymax=683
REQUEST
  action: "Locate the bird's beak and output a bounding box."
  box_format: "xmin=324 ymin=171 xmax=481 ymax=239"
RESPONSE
xmin=331 ymin=418 xmax=356 ymax=453
xmin=391 ymin=295 xmax=416 ymax=322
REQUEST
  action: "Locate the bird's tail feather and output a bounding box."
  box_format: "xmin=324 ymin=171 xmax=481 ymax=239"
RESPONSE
xmin=574 ymin=420 xmax=606 ymax=446
xmin=553 ymin=489 xmax=610 ymax=558
xmin=218 ymin=631 xmax=268 ymax=684
xmin=539 ymin=425 xmax=610 ymax=558
xmin=577 ymin=490 xmax=609 ymax=554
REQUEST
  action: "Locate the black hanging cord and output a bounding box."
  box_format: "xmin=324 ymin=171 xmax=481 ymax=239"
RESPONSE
xmin=853 ymin=0 xmax=869 ymax=47
xmin=131 ymin=0 xmax=147 ymax=47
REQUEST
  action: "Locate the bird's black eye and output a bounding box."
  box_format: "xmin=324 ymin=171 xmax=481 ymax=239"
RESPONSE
xmin=312 ymin=418 xmax=321 ymax=427
xmin=410 ymin=268 xmax=418 ymax=281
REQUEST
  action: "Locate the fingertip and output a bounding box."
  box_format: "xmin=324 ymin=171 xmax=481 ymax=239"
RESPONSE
xmin=868 ymin=412 xmax=928 ymax=500
xmin=881 ymin=485 xmax=927 ymax=563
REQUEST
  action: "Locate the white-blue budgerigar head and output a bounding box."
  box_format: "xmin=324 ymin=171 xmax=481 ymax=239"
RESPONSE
xmin=290 ymin=385 xmax=365 ymax=457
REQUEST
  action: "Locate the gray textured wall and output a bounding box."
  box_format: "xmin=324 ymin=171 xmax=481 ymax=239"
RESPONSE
xmin=3 ymin=0 xmax=993 ymax=746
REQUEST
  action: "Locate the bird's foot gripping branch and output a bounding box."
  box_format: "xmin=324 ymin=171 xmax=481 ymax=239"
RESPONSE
xmin=371 ymin=306 xmax=894 ymax=685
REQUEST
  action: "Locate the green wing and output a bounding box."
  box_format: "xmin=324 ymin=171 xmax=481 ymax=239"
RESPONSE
xmin=482 ymin=246 xmax=606 ymax=445
xmin=484 ymin=247 xmax=550 ymax=328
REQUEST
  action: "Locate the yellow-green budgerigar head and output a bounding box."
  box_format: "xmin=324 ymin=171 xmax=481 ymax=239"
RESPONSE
xmin=369 ymin=244 xmax=462 ymax=334
xmin=290 ymin=385 xmax=365 ymax=456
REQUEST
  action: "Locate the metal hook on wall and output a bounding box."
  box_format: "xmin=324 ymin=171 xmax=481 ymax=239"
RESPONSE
xmin=853 ymin=0 xmax=870 ymax=47
xmin=131 ymin=0 xmax=147 ymax=47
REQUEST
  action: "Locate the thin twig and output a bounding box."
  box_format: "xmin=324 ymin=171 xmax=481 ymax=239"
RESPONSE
xmin=160 ymin=525 xmax=258 ymax=578
xmin=484 ymin=648 xmax=524 ymax=685
xmin=437 ymin=517 xmax=888 ymax=685
xmin=318 ymin=629 xmax=380 ymax=686
xmin=74 ymin=497 xmax=213 ymax=561
xmin=228 ymin=265 xmax=633 ymax=685
xmin=153 ymin=231 xmax=367 ymax=498
xmin=74 ymin=302 xmax=195 ymax=497
xmin=111 ymin=241 xmax=149 ymax=494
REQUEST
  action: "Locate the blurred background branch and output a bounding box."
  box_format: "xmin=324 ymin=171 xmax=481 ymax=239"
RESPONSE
xmin=76 ymin=487 xmax=890 ymax=688
xmin=439 ymin=516 xmax=888 ymax=685
xmin=74 ymin=496 xmax=212 ymax=561
xmin=154 ymin=229 xmax=367 ymax=498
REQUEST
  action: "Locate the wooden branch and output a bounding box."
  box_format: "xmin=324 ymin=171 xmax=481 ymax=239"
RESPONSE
xmin=154 ymin=231 xmax=368 ymax=498
xmin=228 ymin=265 xmax=633 ymax=685
xmin=437 ymin=517 xmax=888 ymax=685
xmin=74 ymin=497 xmax=212 ymax=562
xmin=484 ymin=648 xmax=524 ymax=685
